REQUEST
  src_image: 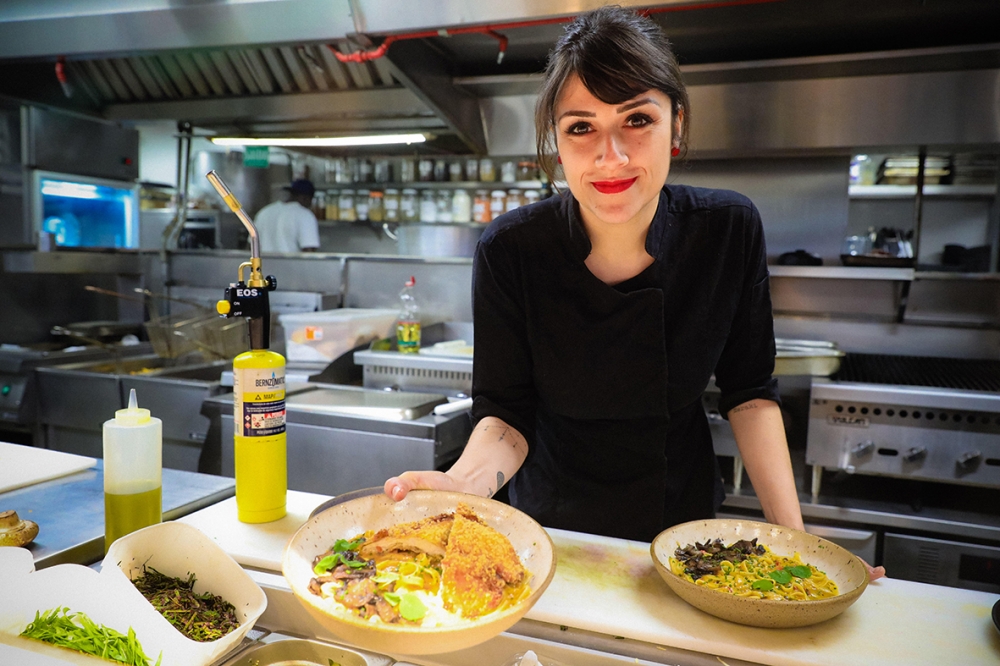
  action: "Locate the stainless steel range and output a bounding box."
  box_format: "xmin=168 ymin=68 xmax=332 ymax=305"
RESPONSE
xmin=806 ymin=353 xmax=1000 ymax=495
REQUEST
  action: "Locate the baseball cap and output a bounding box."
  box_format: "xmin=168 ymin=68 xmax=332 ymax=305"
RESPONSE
xmin=285 ymin=179 xmax=315 ymax=197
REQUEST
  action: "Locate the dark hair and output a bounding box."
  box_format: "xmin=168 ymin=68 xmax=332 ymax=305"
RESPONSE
xmin=535 ymin=6 xmax=690 ymax=184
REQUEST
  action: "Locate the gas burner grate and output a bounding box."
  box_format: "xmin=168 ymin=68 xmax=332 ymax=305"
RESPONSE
xmin=833 ymin=354 xmax=1000 ymax=392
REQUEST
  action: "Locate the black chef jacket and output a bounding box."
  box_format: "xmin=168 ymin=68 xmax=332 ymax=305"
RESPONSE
xmin=471 ymin=184 xmax=780 ymax=542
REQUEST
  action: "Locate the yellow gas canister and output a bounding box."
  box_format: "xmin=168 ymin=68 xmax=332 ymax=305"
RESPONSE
xmin=232 ymin=349 xmax=287 ymax=523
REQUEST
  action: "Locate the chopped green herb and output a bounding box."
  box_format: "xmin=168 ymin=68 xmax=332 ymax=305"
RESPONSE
xmin=313 ymin=537 xmax=368 ymax=575
xmin=398 ymin=593 xmax=427 ymax=622
xmin=131 ymin=566 xmax=239 ymax=642
xmin=768 ymin=569 xmax=793 ymax=586
xmin=20 ymin=607 xmax=161 ymax=666
xmin=751 ymin=579 xmax=774 ymax=592
xmin=787 ymin=565 xmax=813 ymax=579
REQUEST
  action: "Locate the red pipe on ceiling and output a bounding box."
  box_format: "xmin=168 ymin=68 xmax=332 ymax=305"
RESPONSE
xmin=327 ymin=0 xmax=784 ymax=64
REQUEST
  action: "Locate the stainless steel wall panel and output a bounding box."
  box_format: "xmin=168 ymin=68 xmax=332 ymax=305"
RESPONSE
xmin=687 ymin=69 xmax=1000 ymax=154
xmin=343 ymin=257 xmax=473 ymax=323
xmin=25 ymin=106 xmax=139 ymax=181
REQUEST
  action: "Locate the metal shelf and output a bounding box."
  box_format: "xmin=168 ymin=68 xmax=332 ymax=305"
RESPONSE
xmin=314 ymin=180 xmax=547 ymax=190
xmin=849 ymin=184 xmax=997 ymax=199
xmin=769 ymin=265 xmax=915 ymax=280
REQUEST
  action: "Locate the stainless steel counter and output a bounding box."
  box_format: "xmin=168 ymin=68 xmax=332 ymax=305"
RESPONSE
xmin=0 ymin=459 xmax=233 ymax=569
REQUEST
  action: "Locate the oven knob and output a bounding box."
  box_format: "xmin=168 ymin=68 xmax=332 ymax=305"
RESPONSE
xmin=955 ymin=450 xmax=982 ymax=474
xmin=903 ymin=446 xmax=927 ymax=463
xmin=851 ymin=441 xmax=875 ymax=458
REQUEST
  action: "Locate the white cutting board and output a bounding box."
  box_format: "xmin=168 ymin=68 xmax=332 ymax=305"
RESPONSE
xmin=0 ymin=442 xmax=96 ymax=494
xmin=176 ymin=492 xmax=330 ymax=570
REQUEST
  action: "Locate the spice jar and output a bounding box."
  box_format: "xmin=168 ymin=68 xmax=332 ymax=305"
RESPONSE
xmin=419 ymin=189 xmax=437 ymax=222
xmin=358 ymin=158 xmax=373 ymax=183
xmin=399 ymin=158 xmax=416 ymax=183
xmin=355 ymin=189 xmax=370 ymax=222
xmin=451 ymin=189 xmax=472 ymax=223
xmin=368 ymin=190 xmax=384 ymax=222
xmin=418 ymin=159 xmax=434 ymax=182
xmin=517 ymin=161 xmax=538 ymax=181
xmin=523 ymin=189 xmax=541 ymax=206
xmin=449 ymin=161 xmax=464 ymax=182
xmin=346 ymin=157 xmax=360 ymax=182
xmin=338 ymin=189 xmax=356 ymax=221
xmin=384 ymin=188 xmax=401 ymax=222
xmin=433 ymin=159 xmax=448 ymax=182
xmin=500 ymin=160 xmax=517 ymax=183
xmin=436 ymin=190 xmax=453 ymax=223
xmin=401 ymin=188 xmax=419 ymax=222
xmin=325 ymin=190 xmax=339 ymax=221
xmin=479 ymin=158 xmax=496 ymax=182
xmin=473 ymin=189 xmax=490 ymax=223
xmin=505 ymin=189 xmax=523 ymax=213
xmin=374 ymin=159 xmax=391 ymax=183
xmin=465 ymin=158 xmax=479 ymax=182
xmin=489 ymin=190 xmax=507 ymax=220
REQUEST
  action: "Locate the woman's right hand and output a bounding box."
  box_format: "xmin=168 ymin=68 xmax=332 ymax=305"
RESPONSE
xmin=383 ymin=470 xmax=464 ymax=501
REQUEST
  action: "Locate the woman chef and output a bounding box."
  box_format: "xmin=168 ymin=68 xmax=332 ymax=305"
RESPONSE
xmin=387 ymin=6 xmax=883 ymax=578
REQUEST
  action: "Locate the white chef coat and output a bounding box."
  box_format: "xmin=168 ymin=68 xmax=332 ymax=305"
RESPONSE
xmin=253 ymin=200 xmax=320 ymax=253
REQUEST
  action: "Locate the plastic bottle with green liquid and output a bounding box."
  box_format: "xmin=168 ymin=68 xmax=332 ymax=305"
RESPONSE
xmin=397 ymin=276 xmax=421 ymax=353
xmin=103 ymin=388 xmax=162 ymax=552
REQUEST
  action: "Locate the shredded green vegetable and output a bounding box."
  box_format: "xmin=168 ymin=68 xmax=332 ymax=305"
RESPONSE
xmin=20 ymin=607 xmax=161 ymax=666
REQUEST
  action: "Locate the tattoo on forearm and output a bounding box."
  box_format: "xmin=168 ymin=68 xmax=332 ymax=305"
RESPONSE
xmin=497 ymin=471 xmax=505 ymax=489
xmin=730 ymin=402 xmax=759 ymax=415
xmin=483 ymin=424 xmax=518 ymax=447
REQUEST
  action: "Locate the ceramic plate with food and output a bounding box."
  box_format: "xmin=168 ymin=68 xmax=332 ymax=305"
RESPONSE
xmin=282 ymin=490 xmax=555 ymax=655
xmin=651 ymin=518 xmax=869 ymax=628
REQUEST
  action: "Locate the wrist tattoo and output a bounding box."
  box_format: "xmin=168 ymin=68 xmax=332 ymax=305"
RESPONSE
xmin=497 ymin=471 xmax=505 ymax=489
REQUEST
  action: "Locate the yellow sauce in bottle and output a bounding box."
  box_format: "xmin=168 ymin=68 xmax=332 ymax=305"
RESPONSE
xmin=104 ymin=486 xmax=162 ymax=550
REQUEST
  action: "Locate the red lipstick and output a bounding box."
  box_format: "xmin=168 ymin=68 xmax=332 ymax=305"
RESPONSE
xmin=591 ymin=177 xmax=637 ymax=194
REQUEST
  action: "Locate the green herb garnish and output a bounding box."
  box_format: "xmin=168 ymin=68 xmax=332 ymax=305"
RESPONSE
xmin=131 ymin=566 xmax=239 ymax=643
xmin=20 ymin=607 xmax=161 ymax=666
xmin=751 ymin=579 xmax=774 ymax=591
xmin=787 ymin=565 xmax=813 ymax=579
xmin=313 ymin=537 xmax=367 ymax=575
xmin=398 ymin=593 xmax=427 ymax=622
xmin=768 ymin=569 xmax=793 ymax=585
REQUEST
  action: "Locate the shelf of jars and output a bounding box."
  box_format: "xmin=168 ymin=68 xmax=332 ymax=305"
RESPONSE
xmin=314 ymin=182 xmax=548 ymax=226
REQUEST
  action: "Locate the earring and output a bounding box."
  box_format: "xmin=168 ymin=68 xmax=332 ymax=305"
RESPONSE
xmin=671 ymin=146 xmax=680 ymax=157
xmin=557 ymin=155 xmax=562 ymax=164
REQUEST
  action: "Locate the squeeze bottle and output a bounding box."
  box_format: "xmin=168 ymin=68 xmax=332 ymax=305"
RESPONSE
xmin=103 ymin=388 xmax=161 ymax=552
xmin=397 ymin=276 xmax=421 ymax=354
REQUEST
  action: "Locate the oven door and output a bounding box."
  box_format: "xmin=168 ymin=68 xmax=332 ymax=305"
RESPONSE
xmin=884 ymin=532 xmax=1000 ymax=594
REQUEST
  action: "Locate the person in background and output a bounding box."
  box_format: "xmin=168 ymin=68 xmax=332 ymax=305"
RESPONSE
xmin=253 ymin=178 xmax=320 ymax=253
xmin=384 ymin=7 xmax=883 ymax=579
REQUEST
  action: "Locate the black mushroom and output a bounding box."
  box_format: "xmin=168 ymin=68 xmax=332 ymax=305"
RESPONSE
xmin=674 ymin=538 xmax=766 ymax=580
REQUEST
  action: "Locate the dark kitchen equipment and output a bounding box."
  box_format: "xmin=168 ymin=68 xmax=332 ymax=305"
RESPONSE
xmin=777 ymin=249 xmax=823 ymax=266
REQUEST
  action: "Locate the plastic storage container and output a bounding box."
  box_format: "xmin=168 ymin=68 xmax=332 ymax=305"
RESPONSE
xmin=279 ymin=308 xmax=399 ymax=363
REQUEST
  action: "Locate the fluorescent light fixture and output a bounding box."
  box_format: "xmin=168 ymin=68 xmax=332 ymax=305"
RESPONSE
xmin=41 ymin=180 xmax=100 ymax=199
xmin=211 ymin=133 xmax=427 ymax=148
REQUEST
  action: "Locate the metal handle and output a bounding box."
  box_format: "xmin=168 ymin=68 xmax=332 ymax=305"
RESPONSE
xmin=903 ymin=446 xmax=927 ymax=463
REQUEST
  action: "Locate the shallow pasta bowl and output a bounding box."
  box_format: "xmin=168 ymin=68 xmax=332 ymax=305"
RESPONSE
xmin=282 ymin=489 xmax=556 ymax=655
xmin=651 ymin=518 xmax=869 ymax=628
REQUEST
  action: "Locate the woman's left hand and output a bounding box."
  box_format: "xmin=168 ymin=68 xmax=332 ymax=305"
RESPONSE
xmin=861 ymin=559 xmax=886 ymax=581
